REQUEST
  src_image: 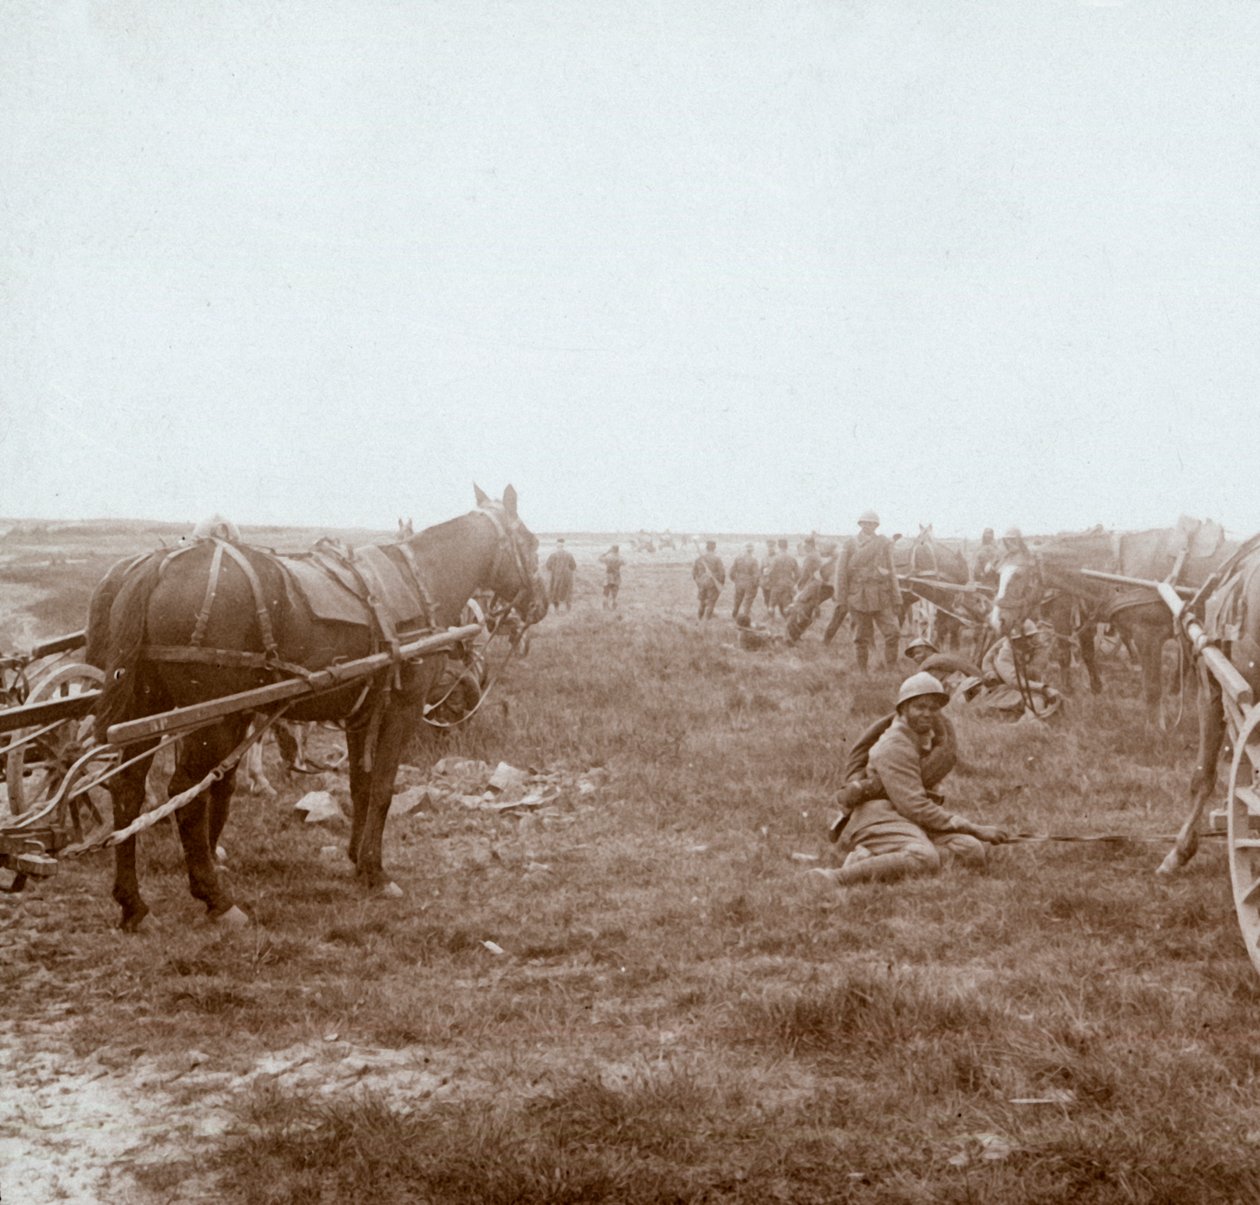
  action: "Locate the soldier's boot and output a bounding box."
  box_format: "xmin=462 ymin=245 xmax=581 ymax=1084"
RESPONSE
xmin=834 ymin=847 xmax=936 ymax=885
xmin=855 ymin=646 xmax=870 ymax=673
xmin=884 ymin=636 xmax=900 ymax=667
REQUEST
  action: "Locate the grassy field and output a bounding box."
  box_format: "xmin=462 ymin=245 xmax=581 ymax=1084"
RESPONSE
xmin=4 ymin=524 xmax=1260 ymax=1203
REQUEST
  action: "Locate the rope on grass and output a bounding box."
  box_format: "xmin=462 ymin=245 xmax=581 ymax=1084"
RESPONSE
xmin=1004 ymin=830 xmax=1226 ymax=845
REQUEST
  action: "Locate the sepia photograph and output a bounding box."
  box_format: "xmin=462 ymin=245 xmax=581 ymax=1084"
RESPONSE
xmin=4 ymin=2 xmax=1260 ymax=1200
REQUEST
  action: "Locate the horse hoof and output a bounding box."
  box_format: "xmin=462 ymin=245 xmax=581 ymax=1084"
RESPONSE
xmin=121 ymin=911 xmax=156 ymax=934
xmin=215 ymin=845 xmax=229 ymax=864
xmin=1155 ymin=855 xmax=1181 ymax=878
xmin=377 ymin=881 xmax=404 ymax=899
xmin=213 ymin=904 xmax=251 ymax=927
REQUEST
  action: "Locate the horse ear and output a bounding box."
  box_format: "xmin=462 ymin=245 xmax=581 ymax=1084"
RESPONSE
xmin=503 ymin=485 xmax=518 ymax=517
xmin=473 ymin=484 xmax=491 ymax=507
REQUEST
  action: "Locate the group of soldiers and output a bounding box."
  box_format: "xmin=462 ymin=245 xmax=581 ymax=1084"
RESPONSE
xmin=541 ymin=519 xmax=1052 ymax=895
xmin=691 ymin=510 xmax=905 ymax=672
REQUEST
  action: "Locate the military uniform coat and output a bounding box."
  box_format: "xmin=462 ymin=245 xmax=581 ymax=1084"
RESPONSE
xmin=835 ymin=532 xmax=901 ymax=612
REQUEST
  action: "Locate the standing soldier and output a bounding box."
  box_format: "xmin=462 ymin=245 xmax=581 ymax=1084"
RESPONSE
xmin=797 ymin=536 xmax=823 ymax=589
xmin=971 ymin=528 xmax=1000 ymax=588
xmin=766 ymin=539 xmax=799 ymax=619
xmin=835 ymin=510 xmax=903 ymax=672
xmin=599 ymin=545 xmax=624 ymax=611
xmin=730 ymin=542 xmax=761 ymax=623
xmin=760 ymin=539 xmax=777 ymax=612
xmin=692 ymin=540 xmax=726 ymax=621
xmin=544 ymin=538 xmax=577 ymax=613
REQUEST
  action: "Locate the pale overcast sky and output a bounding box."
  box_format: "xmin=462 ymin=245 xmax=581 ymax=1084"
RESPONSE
xmin=4 ymin=1 xmax=1259 ymax=538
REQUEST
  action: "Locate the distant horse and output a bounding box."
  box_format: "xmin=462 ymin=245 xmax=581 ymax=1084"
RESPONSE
xmin=990 ymin=523 xmax=1235 ymax=717
xmin=86 ymin=486 xmax=544 ymax=931
xmin=1157 ymin=538 xmax=1260 ymax=889
xmin=893 ymin=527 xmax=980 ymax=653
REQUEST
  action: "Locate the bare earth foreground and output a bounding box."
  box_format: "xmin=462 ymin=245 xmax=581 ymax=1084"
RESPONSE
xmin=4 ymin=521 xmax=1260 ymax=1204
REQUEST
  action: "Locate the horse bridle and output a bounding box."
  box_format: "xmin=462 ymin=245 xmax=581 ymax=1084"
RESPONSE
xmin=477 ymin=503 xmax=539 ymax=619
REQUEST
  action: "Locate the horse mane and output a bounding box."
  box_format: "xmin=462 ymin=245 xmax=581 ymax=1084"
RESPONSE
xmin=386 ymin=510 xmax=489 ymax=559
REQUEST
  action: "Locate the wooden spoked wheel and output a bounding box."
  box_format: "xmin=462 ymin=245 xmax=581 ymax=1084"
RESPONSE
xmin=1226 ymin=705 xmax=1260 ymax=975
xmin=4 ymin=662 xmax=103 ymax=817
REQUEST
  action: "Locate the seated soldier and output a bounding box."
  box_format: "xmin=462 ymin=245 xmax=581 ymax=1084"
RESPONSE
xmin=978 ymin=620 xmax=1062 ymax=719
xmin=904 ymin=636 xmax=985 ymax=700
xmin=811 ymin=672 xmax=1008 ymax=886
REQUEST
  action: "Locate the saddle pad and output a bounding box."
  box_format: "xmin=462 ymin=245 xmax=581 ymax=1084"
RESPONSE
xmin=278 ymin=556 xmax=372 ymax=627
xmin=277 ymin=544 xmax=429 ymax=631
xmin=353 ymin=544 xmax=428 ymax=629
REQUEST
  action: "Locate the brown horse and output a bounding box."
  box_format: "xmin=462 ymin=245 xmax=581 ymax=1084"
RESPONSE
xmin=86 ymin=487 xmax=544 ymax=931
xmin=989 ymin=523 xmax=1235 ymax=718
xmin=1157 ymin=538 xmax=1260 ymax=905
xmin=893 ymin=527 xmax=980 ymax=653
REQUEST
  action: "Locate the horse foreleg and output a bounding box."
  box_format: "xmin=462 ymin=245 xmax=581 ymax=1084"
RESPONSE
xmin=110 ymin=740 xmax=156 ymax=932
xmin=351 ymin=705 xmax=413 ymax=896
xmin=1158 ymin=665 xmax=1224 ymax=876
xmin=1078 ymin=624 xmax=1103 ymax=695
xmin=345 ymin=725 xmax=370 ymax=868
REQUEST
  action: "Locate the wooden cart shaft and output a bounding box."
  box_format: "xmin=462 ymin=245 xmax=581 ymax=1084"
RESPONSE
xmin=104 ymin=623 xmax=484 ymax=746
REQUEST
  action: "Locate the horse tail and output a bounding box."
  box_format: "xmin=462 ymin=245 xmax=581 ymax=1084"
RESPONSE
xmin=93 ymin=553 xmax=164 ymax=742
xmin=84 ymin=552 xmax=147 ymax=670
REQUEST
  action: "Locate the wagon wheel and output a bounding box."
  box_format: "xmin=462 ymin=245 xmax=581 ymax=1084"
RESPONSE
xmin=4 ymin=662 xmax=104 ymax=818
xmin=1226 ymin=705 xmax=1260 ymax=975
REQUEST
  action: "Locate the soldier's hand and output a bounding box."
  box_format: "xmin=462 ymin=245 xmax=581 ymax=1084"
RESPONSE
xmin=970 ymin=824 xmax=1009 ymax=844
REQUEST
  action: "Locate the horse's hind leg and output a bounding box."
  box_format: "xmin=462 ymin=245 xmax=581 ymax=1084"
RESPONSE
xmin=1137 ymin=628 xmax=1165 ymax=725
xmin=1158 ymin=663 xmax=1224 ymax=876
xmin=111 ymin=739 xmax=158 ymax=931
xmin=169 ymin=721 xmax=245 ymax=920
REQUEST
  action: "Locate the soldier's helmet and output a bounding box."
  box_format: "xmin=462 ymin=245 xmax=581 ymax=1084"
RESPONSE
xmin=982 ymin=528 xmax=995 ymax=540
xmin=896 ymin=672 xmax=949 ymax=708
xmin=1002 ymin=526 xmax=1023 ymax=542
xmin=1013 ymin=618 xmax=1040 ymax=642
xmin=905 ymin=636 xmax=938 ymax=657
xmin=858 ymin=510 xmax=880 ymax=526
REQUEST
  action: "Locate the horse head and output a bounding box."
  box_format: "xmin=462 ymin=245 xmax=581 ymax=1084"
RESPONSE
xmin=989 ymin=557 xmax=1042 ymax=634
xmin=473 ymin=484 xmax=548 ymax=626
xmin=897 ymin=526 xmax=968 ymax=585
